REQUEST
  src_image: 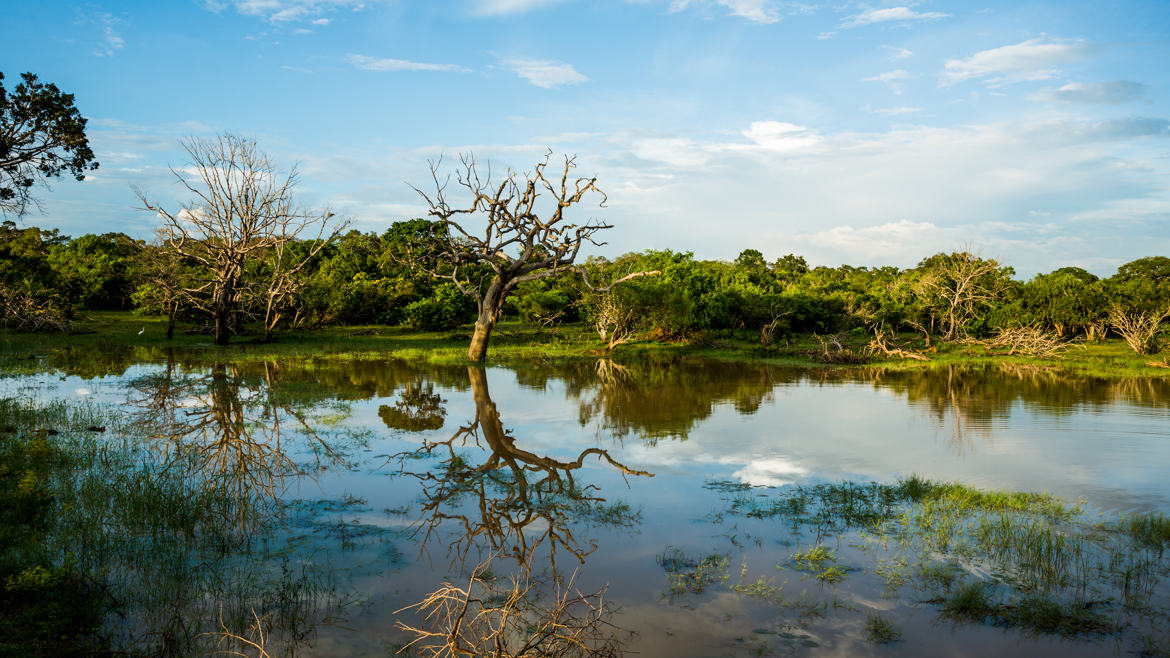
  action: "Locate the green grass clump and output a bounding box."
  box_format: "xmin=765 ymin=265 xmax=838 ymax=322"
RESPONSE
xmin=941 ymin=581 xmax=1117 ymax=638
xmin=789 ymin=545 xmax=848 ymax=584
xmin=896 ymin=475 xmax=1076 ymax=521
xmin=1119 ymin=512 xmax=1170 ymax=555
xmin=658 ymin=547 xmax=730 ymax=596
xmin=864 ymin=613 xmax=902 ymax=644
xmin=1006 ymin=596 xmax=1117 ymax=637
xmin=942 ymin=581 xmax=996 ymax=621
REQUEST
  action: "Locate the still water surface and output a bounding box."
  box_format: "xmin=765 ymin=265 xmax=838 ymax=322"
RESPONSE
xmin=7 ymin=354 xmax=1169 ymax=656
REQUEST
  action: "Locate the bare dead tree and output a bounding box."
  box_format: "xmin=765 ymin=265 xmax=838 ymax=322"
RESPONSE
xmin=1109 ymin=304 xmax=1170 ymax=355
xmin=0 ymin=281 xmax=70 ymax=331
xmin=411 ymin=151 xmax=657 ymax=361
xmin=135 ymin=134 xmax=344 ymax=345
xmin=590 ymin=293 xmax=642 ymax=350
xmin=913 ymin=250 xmax=1008 ymax=341
xmin=258 ymin=208 xmax=342 ymax=342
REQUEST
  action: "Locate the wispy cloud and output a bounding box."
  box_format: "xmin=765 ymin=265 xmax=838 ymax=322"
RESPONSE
xmin=505 ymin=59 xmax=587 ymax=88
xmin=468 ymin=0 xmax=561 ymax=16
xmin=1030 ymin=81 xmax=1146 ymax=105
xmin=347 ymin=54 xmax=470 ymax=73
xmin=862 ymin=69 xmax=913 ymax=94
xmin=842 ymin=6 xmax=948 ymax=28
xmin=885 ymin=45 xmax=913 ymax=60
xmin=943 ymin=38 xmax=1089 ymax=86
xmin=599 ymin=115 xmax=1170 ymax=272
xmin=204 ymin=0 xmax=375 ymax=23
xmin=874 ymin=106 xmax=923 ymax=115
xmin=77 ymin=10 xmax=126 ymax=57
xmin=739 ymin=121 xmax=821 ymax=151
xmin=669 ymin=0 xmax=796 ymax=24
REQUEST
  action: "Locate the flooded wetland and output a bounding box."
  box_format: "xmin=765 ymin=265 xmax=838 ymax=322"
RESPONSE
xmin=3 ymin=350 xmax=1169 ymax=656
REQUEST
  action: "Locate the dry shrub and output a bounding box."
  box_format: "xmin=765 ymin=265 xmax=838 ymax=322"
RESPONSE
xmin=0 ymin=284 xmax=70 ymax=332
xmin=1109 ymin=305 xmax=1170 ymax=355
xmin=976 ymin=325 xmax=1074 ymax=358
xmin=864 ymin=329 xmax=930 ymax=361
xmin=808 ymin=333 xmax=869 ymax=364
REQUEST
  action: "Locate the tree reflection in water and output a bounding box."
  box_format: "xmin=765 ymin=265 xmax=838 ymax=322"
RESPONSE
xmin=122 ymin=358 xmax=360 ymax=655
xmin=133 ymin=360 xmax=352 ymax=527
xmin=392 ymin=365 xmax=646 ymax=656
xmin=393 ymin=366 xmax=652 ymax=574
xmin=379 ymin=380 xmax=447 ymax=431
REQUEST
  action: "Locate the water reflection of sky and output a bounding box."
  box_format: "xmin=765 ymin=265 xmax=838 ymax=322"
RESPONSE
xmin=6 ymin=360 xmax=1170 ymax=512
xmin=481 ymin=370 xmax=1170 ymax=512
xmin=6 ymin=356 xmax=1169 ymax=656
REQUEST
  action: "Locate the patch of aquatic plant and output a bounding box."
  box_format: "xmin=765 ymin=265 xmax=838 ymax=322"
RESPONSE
xmin=787 ymin=545 xmax=848 ymax=584
xmin=864 ymin=613 xmax=902 ymax=644
xmin=1118 ymin=512 xmax=1170 ymax=556
xmin=0 ymin=423 xmax=109 ymax=654
xmin=705 ymin=475 xmax=1170 ymax=651
xmin=0 ymin=396 xmax=363 ymax=656
xmin=941 ymin=580 xmax=1118 ymax=637
xmin=731 ymin=574 xmax=786 ymax=603
xmin=657 ymin=546 xmax=730 ymax=597
xmin=703 ymin=478 xmax=757 ymax=494
xmin=970 ymin=513 xmax=1093 ymax=590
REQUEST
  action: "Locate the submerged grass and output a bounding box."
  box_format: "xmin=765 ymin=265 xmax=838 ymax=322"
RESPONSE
xmin=657 ymin=546 xmax=730 ymax=598
xmin=864 ymin=613 xmax=902 ymax=644
xmin=0 ymin=395 xmax=360 ymax=656
xmin=701 ymin=474 xmax=1170 ymax=650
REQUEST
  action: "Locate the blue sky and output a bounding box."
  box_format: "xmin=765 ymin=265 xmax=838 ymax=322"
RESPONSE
xmin=2 ymin=0 xmax=1168 ymax=276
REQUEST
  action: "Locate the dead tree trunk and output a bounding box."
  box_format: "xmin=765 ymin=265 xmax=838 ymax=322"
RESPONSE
xmin=410 ymin=152 xmax=656 ymax=363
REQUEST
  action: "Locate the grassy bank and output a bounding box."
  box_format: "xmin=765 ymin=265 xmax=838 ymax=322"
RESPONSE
xmin=1 ymin=311 xmax=1167 ymax=379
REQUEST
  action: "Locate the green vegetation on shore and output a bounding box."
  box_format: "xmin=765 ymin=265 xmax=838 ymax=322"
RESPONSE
xmin=2 ymin=311 xmax=1167 ymax=380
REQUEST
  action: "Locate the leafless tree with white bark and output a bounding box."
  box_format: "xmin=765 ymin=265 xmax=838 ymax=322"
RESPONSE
xmin=136 ymin=134 xmax=345 ymax=345
xmin=411 ymin=151 xmax=656 ymax=361
xmin=1109 ymin=304 xmax=1170 ymax=355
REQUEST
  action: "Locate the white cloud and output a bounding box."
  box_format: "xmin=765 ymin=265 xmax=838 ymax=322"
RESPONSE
xmin=505 ymin=59 xmax=588 ymax=88
xmin=1030 ymin=81 xmax=1146 ymax=105
xmin=311 ymin=17 xmax=331 ymax=24
xmin=347 ymin=54 xmax=470 ymax=73
xmin=592 ymin=115 xmax=1170 ymax=273
xmin=631 ymin=138 xmax=710 ymax=167
xmin=79 ymin=11 xmax=125 ymax=57
xmin=469 ymin=0 xmax=560 ymax=16
xmin=944 ymin=38 xmax=1089 ymax=86
xmin=842 ymin=6 xmax=948 ymax=28
xmin=885 ymin=45 xmax=913 ymax=60
xmin=206 ymin=0 xmax=376 ymax=23
xmin=796 ymin=220 xmax=962 ymax=263
xmin=669 ymin=0 xmax=786 ymax=24
xmin=738 ymin=121 xmax=821 ymax=151
xmin=873 ymin=106 xmax=922 ymax=115
xmin=862 ymin=68 xmax=913 ymax=94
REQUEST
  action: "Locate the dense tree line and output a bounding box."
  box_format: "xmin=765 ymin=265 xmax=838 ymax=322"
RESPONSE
xmin=2 ymin=217 xmax=1168 ymax=354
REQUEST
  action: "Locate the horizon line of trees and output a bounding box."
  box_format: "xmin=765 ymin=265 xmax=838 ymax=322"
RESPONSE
xmin=3 ymin=218 xmax=1169 ymax=354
